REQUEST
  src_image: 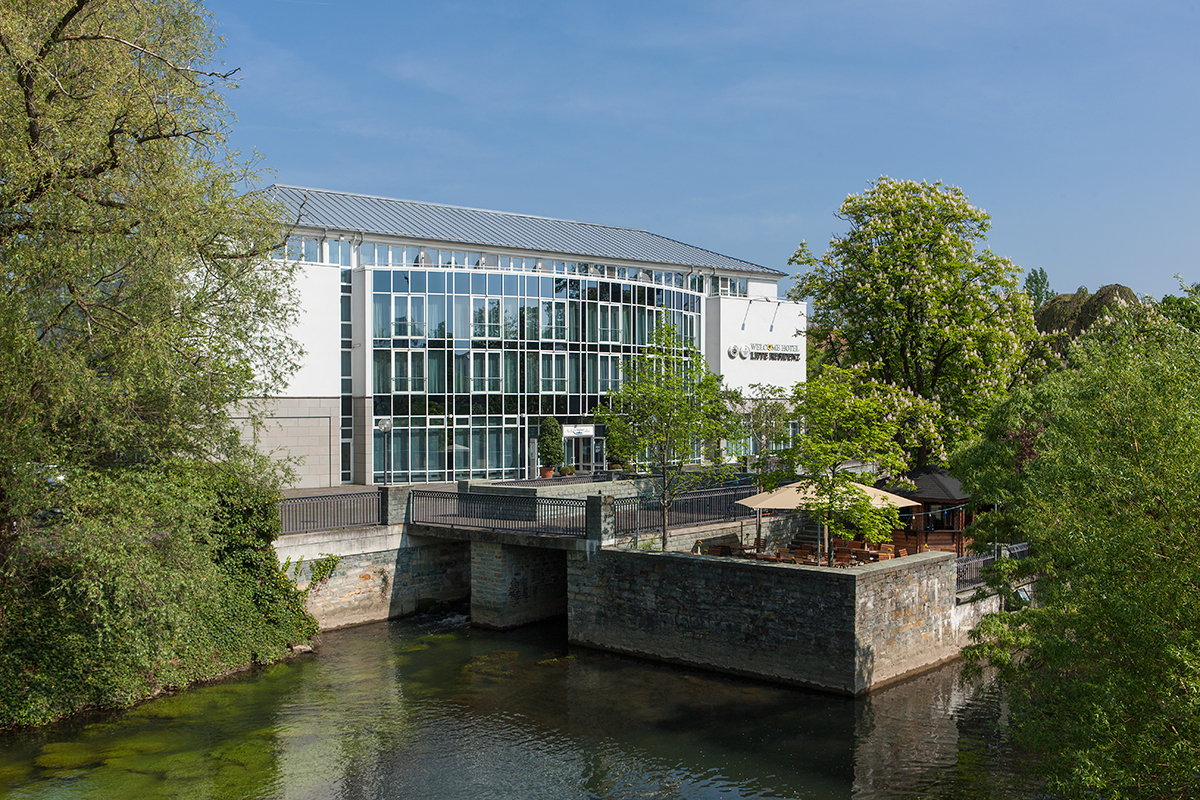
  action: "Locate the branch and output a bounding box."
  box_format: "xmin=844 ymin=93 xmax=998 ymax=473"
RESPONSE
xmin=59 ymin=34 xmax=239 ymax=82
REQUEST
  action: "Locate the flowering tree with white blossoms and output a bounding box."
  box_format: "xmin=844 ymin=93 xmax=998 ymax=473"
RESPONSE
xmin=788 ymin=177 xmax=1039 ymax=466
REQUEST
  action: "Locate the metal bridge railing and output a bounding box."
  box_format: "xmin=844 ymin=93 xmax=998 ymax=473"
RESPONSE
xmin=613 ymin=485 xmax=758 ymax=535
xmin=410 ymin=490 xmax=588 ymax=537
xmin=956 ymin=543 xmax=1031 ymax=592
xmin=280 ymin=491 xmax=384 ymax=535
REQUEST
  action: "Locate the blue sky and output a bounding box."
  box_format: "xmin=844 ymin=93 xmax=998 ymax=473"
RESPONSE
xmin=204 ymin=0 xmax=1200 ymax=299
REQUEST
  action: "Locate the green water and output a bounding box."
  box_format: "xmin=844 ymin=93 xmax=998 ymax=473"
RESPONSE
xmin=0 ymin=612 xmax=1035 ymax=799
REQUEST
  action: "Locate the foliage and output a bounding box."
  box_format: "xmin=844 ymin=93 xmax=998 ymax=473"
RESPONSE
xmin=769 ymin=367 xmax=925 ymax=545
xmin=307 ymin=553 xmax=340 ymax=590
xmin=1034 ymin=283 xmax=1140 ymax=355
xmin=1023 ymin=267 xmax=1054 ymax=309
xmin=536 ymin=417 xmax=565 ymax=467
xmin=954 ymin=309 xmax=1200 ymax=799
xmin=595 ymin=323 xmax=732 ymax=548
xmin=0 ymin=461 xmax=316 ymax=728
xmin=0 ymin=0 xmax=296 ymax=538
xmin=726 ymin=383 xmax=790 ymax=477
xmin=1158 ymin=278 xmax=1200 ymax=333
xmin=788 ymin=177 xmax=1040 ymax=466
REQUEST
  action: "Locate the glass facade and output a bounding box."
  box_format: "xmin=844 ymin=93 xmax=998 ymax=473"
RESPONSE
xmin=285 ymin=237 xmax=704 ymax=484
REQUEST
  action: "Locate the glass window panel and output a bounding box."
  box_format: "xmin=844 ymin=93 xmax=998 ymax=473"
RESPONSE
xmin=503 ymin=274 xmax=518 ymax=296
xmin=373 ymin=430 xmax=386 ymax=473
xmin=541 ymin=276 xmax=554 ymax=298
xmin=541 ymin=354 xmax=552 ymax=392
xmin=411 ymin=352 xmax=425 ymax=392
xmin=389 ymin=245 xmax=404 ymax=266
xmin=428 ymin=350 xmax=445 ymax=392
xmin=503 ymin=429 xmax=518 ymax=468
xmin=487 ymin=298 xmax=500 ymax=337
xmin=569 ymin=354 xmax=580 ymax=393
xmin=393 ymin=430 xmax=409 ymax=472
xmin=488 ymin=430 xmax=502 ymax=469
xmin=472 ymin=298 xmax=486 ymax=338
xmin=410 ymin=271 xmax=426 ymax=293
xmin=569 ymin=302 xmax=580 ymax=342
xmin=454 ymin=296 xmax=469 ymax=339
xmin=555 ymin=354 xmax=566 ymax=392
xmin=555 ymin=301 xmax=566 ymax=340
xmin=411 ymin=429 xmax=427 ymax=471
xmin=502 ymin=297 xmax=519 ymax=340
xmin=373 ymin=270 xmax=391 ymax=292
xmin=393 ymin=296 xmax=408 ymax=336
xmin=429 ymin=429 xmax=446 ymax=471
xmin=526 ymin=352 xmax=538 ymax=393
xmin=487 ymin=273 xmax=502 ymax=295
xmin=373 ymin=351 xmax=391 ymax=394
xmin=488 ymin=352 xmax=501 ymax=392
xmin=471 ymin=272 xmax=486 ymax=295
xmin=372 ymin=294 xmax=391 ymax=338
xmin=587 ymin=353 xmax=598 ymax=393
xmin=504 ymin=352 xmax=518 ymax=392
xmin=393 ymin=351 xmax=408 ymax=392
xmin=340 ymin=295 xmax=351 ymax=323
xmin=454 ymin=349 xmax=471 ymax=393
xmin=427 ymin=271 xmax=446 ymax=293
xmin=541 ymin=301 xmax=553 ymax=340
xmin=454 ymin=429 xmax=470 ymax=475
xmin=599 ymin=356 xmax=610 ymax=392
xmin=360 ymin=243 xmax=375 ymax=266
xmin=454 ymin=251 xmax=467 ymax=267
xmin=428 ymin=296 xmax=446 ymax=338
xmin=472 ymin=429 xmax=487 ymax=469
xmin=587 ymin=303 xmax=598 ymax=342
xmin=453 ymin=271 xmax=470 ymax=294
xmin=472 ymin=352 xmax=486 ymax=391
xmin=303 ymin=237 xmax=320 ymax=262
xmin=341 ymin=351 xmax=352 ymax=378
xmin=525 ymin=299 xmax=539 ymax=340
xmin=410 ymin=296 xmax=425 ymax=336
xmin=393 ymin=270 xmax=409 ymax=293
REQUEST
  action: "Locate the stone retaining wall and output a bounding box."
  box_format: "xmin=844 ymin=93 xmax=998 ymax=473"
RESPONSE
xmin=567 ymin=549 xmax=966 ymax=695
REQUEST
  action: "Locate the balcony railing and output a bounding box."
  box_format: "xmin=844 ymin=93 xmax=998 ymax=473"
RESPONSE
xmin=956 ymin=543 xmax=1031 ymax=592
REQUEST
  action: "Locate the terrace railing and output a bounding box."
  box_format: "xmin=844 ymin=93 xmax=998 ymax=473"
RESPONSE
xmin=493 ymin=472 xmax=613 ymax=488
xmin=956 ymin=543 xmax=1031 ymax=592
xmin=614 ymin=485 xmax=758 ymax=536
xmin=410 ymin=490 xmax=588 ymax=538
xmin=280 ymin=490 xmax=384 ymax=535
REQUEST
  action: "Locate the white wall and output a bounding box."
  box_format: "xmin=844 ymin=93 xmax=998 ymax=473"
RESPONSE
xmin=704 ymin=296 xmax=807 ymax=393
xmin=282 ymin=260 xmax=342 ymax=398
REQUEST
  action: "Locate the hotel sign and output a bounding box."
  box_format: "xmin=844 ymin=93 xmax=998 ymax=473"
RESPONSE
xmin=726 ymin=342 xmax=802 ymax=361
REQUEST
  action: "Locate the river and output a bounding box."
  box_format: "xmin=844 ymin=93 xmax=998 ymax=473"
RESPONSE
xmin=0 ymin=611 xmax=1037 ymax=799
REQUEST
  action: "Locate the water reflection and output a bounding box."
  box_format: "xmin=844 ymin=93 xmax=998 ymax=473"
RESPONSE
xmin=0 ymin=612 xmax=1035 ymax=799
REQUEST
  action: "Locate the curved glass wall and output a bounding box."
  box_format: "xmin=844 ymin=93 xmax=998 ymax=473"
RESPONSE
xmin=358 ymin=245 xmax=701 ymax=484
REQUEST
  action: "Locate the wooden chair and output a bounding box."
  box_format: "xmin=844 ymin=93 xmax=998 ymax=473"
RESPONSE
xmin=834 ymin=547 xmax=853 ymax=567
xmin=776 ymin=547 xmax=794 ymax=563
xmin=852 ymin=549 xmax=873 ymax=565
xmin=897 ymin=548 xmax=908 ymax=558
xmin=796 ymin=547 xmax=817 ymax=565
xmin=753 ymin=536 xmax=766 ymax=553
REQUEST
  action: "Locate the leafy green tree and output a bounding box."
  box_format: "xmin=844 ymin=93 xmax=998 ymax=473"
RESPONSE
xmin=789 ymin=178 xmax=1040 ymax=466
xmin=596 ymin=323 xmax=731 ymax=549
xmin=954 ymin=309 xmax=1200 ymax=798
xmin=536 ymin=416 xmax=565 ymax=469
xmin=1158 ymin=278 xmax=1200 ymax=333
xmin=0 ymin=0 xmax=311 ymax=725
xmin=727 ymin=383 xmax=790 ymax=477
xmin=770 ymin=367 xmax=926 ymax=551
xmin=0 ymin=0 xmax=296 ymax=532
xmin=1023 ymin=266 xmax=1054 ymax=308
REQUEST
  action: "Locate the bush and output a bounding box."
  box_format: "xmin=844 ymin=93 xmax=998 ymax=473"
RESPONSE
xmin=0 ymin=461 xmax=316 ymax=728
xmin=537 ymin=417 xmax=564 ymax=467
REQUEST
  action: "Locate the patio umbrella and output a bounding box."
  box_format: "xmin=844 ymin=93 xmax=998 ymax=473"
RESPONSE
xmin=736 ymin=482 xmax=920 ymax=564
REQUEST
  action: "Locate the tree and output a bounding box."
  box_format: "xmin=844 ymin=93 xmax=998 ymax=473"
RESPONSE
xmin=536 ymin=416 xmax=564 ymax=469
xmin=596 ymin=323 xmax=731 ymax=549
xmin=0 ymin=0 xmax=297 ymax=529
xmin=770 ymin=367 xmax=926 ymax=554
xmin=1023 ymin=266 xmax=1054 ymax=309
xmin=727 ymin=383 xmax=790 ymax=477
xmin=0 ymin=1 xmax=310 ymax=725
xmin=954 ymin=309 xmax=1200 ymax=798
xmin=1158 ymin=278 xmax=1200 ymax=333
xmin=788 ymin=177 xmax=1039 ymax=466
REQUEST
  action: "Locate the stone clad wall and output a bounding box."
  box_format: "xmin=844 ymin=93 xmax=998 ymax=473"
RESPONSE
xmin=471 ymin=541 xmax=569 ymax=629
xmin=280 ymin=529 xmax=470 ymax=630
xmin=567 ymin=549 xmax=962 ymax=695
xmin=567 ymin=549 xmax=860 ymax=693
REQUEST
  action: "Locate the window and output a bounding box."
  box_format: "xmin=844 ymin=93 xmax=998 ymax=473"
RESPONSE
xmin=372 ymin=295 xmax=390 ymax=339
xmin=328 ymin=239 xmax=352 ymax=267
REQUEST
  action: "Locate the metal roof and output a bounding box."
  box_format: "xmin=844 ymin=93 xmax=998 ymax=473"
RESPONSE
xmin=269 ymin=185 xmax=784 ymax=277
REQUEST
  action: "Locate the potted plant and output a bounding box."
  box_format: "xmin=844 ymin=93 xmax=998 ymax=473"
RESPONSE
xmin=537 ymin=416 xmax=564 ymax=479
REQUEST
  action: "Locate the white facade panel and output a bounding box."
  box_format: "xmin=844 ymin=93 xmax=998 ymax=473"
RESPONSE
xmin=283 ymin=261 xmax=342 ymax=398
xmin=705 ymin=296 xmax=807 ymax=393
